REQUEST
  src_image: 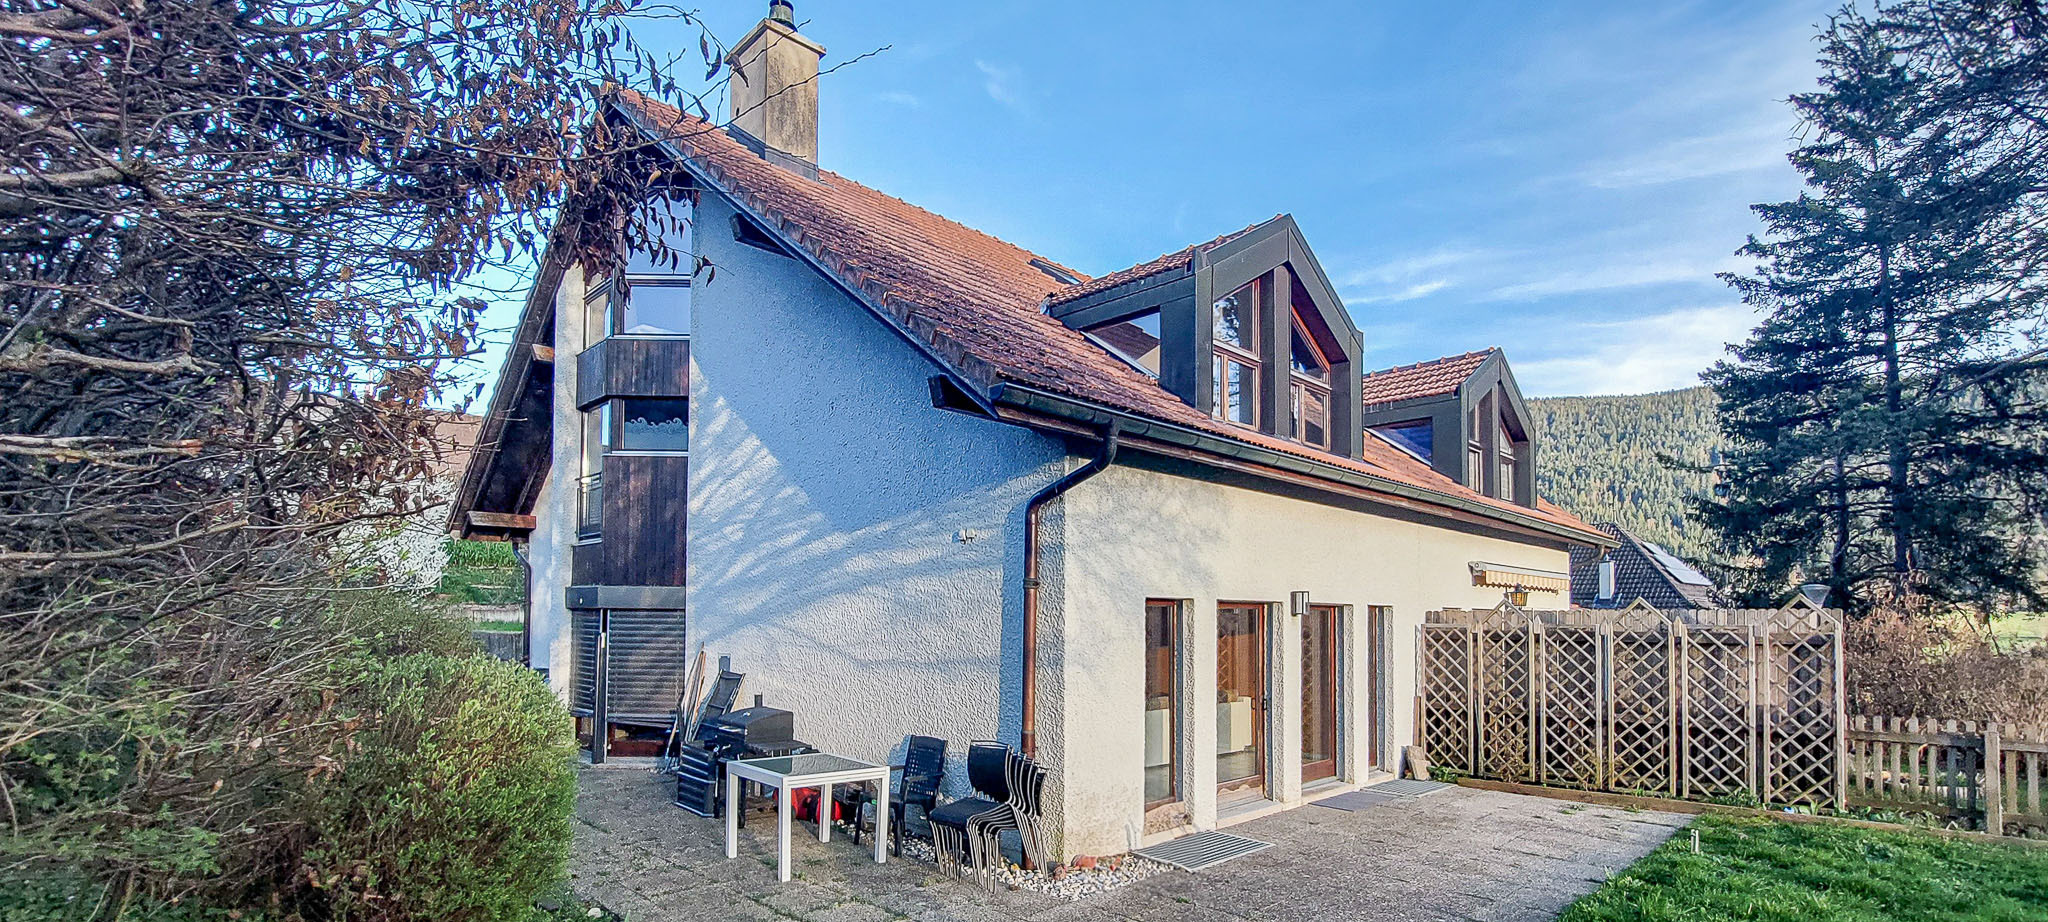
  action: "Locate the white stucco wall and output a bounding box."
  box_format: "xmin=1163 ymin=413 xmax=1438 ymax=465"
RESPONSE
xmin=686 ymin=193 xmax=1068 ymax=783
xmin=1045 ymin=465 xmax=1573 ymax=857
xmin=527 ymin=264 xmax=586 ymax=700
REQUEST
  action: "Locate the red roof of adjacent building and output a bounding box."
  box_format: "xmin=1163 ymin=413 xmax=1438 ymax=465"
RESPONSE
xmin=611 ymin=92 xmax=1602 ymax=543
xmin=1360 ymin=349 xmax=1497 ymax=408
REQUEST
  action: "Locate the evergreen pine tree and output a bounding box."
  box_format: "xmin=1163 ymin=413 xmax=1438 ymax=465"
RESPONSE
xmin=1706 ymin=4 xmax=2048 ymax=611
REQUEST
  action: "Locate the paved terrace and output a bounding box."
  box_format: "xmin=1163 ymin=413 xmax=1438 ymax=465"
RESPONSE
xmin=571 ymin=767 xmax=1688 ymax=922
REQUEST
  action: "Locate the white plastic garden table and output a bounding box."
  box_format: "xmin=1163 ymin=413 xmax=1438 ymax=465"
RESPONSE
xmin=724 ymin=752 xmax=889 ymax=882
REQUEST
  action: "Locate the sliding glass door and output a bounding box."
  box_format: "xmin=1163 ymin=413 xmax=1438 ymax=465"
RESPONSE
xmin=1217 ymin=603 xmax=1268 ymax=795
xmin=1301 ymin=605 xmax=1341 ymax=782
xmin=1144 ymin=600 xmax=1180 ymax=807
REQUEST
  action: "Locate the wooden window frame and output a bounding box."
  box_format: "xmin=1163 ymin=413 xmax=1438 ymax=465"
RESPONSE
xmin=1287 ymin=309 xmax=1334 ymax=450
xmin=1366 ymin=606 xmax=1390 ymax=771
xmin=1301 ymin=604 xmax=1343 ymax=783
xmin=1497 ymin=432 xmax=1517 ymax=502
xmin=1211 ymin=280 xmax=1262 ymax=430
xmin=1212 ymin=350 xmax=1260 ymax=429
xmin=583 ymin=278 xmax=616 ymax=350
xmin=1143 ymin=599 xmax=1183 ymax=809
xmin=1216 ymin=601 xmax=1272 ymax=796
xmin=614 ymin=276 xmax=693 ymax=340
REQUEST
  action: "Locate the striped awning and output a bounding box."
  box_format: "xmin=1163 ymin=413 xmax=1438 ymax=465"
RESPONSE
xmin=1469 ymin=561 xmax=1569 ymax=593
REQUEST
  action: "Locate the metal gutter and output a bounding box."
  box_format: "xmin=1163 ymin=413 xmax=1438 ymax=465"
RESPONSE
xmin=990 ymin=383 xmax=1616 ymax=549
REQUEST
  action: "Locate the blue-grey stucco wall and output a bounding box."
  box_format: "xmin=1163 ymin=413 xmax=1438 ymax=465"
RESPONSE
xmin=686 ymin=192 xmax=1069 ymax=785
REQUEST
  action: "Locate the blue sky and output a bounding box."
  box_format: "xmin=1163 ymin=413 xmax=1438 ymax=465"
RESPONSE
xmin=459 ymin=0 xmax=1840 ymax=404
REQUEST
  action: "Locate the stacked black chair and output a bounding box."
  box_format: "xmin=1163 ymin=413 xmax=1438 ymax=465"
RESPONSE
xmin=927 ymin=740 xmax=1042 ymax=888
xmin=835 ymin=734 xmax=947 ymax=856
xmin=1005 ymin=750 xmax=1048 ymax=870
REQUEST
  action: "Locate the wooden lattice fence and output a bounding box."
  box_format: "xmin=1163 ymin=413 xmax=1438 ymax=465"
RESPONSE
xmin=1419 ymin=601 xmax=1846 ymax=808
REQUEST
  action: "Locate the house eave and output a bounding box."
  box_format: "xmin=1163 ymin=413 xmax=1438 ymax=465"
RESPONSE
xmin=987 ymin=383 xmax=1615 ymax=550
xmin=448 ymin=240 xmax=572 ymax=539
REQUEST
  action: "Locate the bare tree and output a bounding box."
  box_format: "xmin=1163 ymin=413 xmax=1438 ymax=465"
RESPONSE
xmin=0 ymin=0 xmax=737 ymax=909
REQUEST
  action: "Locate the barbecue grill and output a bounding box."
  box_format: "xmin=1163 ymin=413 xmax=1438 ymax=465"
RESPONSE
xmin=674 ymin=703 xmax=810 ymax=816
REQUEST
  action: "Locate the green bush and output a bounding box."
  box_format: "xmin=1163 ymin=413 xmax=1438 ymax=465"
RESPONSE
xmin=436 ymin=540 xmax=524 ymax=606
xmin=298 ymin=653 xmax=574 ymax=922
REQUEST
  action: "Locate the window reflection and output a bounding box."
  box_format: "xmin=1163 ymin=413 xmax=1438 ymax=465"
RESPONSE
xmin=1086 ymin=310 xmax=1163 ymax=376
xmin=1212 ymin=281 xmax=1258 ymax=352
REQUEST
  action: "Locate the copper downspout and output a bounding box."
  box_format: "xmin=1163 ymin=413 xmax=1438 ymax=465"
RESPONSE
xmin=1020 ymin=421 xmax=1120 ymax=759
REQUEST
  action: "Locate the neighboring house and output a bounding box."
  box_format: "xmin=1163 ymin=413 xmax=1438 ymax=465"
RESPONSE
xmin=452 ymin=3 xmax=1613 ymax=860
xmin=345 ymin=409 xmax=481 ymax=593
xmin=1569 ymin=522 xmax=1729 ymax=610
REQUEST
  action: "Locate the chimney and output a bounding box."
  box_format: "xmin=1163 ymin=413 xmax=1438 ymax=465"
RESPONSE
xmin=726 ymin=1 xmax=826 ymax=163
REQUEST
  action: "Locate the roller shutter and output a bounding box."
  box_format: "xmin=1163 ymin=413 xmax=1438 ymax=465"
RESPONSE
xmin=569 ymin=608 xmax=688 ymax=724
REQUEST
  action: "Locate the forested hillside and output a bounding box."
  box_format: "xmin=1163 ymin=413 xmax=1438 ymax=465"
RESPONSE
xmin=1528 ymin=386 xmax=1721 ymax=561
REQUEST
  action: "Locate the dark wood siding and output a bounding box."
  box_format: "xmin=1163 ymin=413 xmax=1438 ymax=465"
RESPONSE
xmin=572 ymin=541 xmax=604 ymax=585
xmin=576 ymin=337 xmax=690 ymax=408
xmin=599 ymin=453 xmax=688 ymax=586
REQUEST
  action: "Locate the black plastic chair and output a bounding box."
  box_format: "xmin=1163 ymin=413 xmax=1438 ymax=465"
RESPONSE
xmin=835 ymin=734 xmax=947 ymax=855
xmin=925 ymin=741 xmax=1013 ymax=885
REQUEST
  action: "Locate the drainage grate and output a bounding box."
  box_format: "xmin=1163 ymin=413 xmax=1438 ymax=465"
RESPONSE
xmin=1312 ymin=790 xmax=1403 ymax=812
xmin=1134 ymin=831 xmax=1273 ymax=871
xmin=1368 ymin=778 xmax=1451 ymax=797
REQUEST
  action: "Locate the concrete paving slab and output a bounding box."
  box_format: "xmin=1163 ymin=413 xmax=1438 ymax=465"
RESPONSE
xmin=571 ymin=767 xmax=1684 ymax=922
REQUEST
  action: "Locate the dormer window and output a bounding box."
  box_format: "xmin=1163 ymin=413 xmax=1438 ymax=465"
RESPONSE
xmin=1497 ymin=422 xmax=1517 ymax=500
xmin=1045 ymin=217 xmax=1364 ymax=458
xmin=1211 ymin=280 xmax=1260 ymax=427
xmin=1085 ymin=310 xmax=1163 ymax=377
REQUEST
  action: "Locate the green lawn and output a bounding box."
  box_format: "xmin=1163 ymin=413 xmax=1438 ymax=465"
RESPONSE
xmin=1989 ymin=613 xmax=2048 ymax=650
xmin=1560 ymin=814 xmax=2048 ymax=922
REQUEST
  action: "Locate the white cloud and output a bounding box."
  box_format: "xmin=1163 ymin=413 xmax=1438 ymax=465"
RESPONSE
xmin=1354 ymin=280 xmax=1450 ymax=304
xmin=1338 ymin=247 xmax=1482 ymax=303
xmin=1579 ymin=119 xmax=1797 ymax=189
xmin=876 ymin=90 xmax=923 ymax=108
xmin=1341 ymin=247 xmax=1483 ymax=286
xmin=1485 ymin=252 xmax=1745 ymax=301
xmin=974 ymin=59 xmax=1027 ymax=112
xmin=1514 ymin=304 xmax=1759 ymax=397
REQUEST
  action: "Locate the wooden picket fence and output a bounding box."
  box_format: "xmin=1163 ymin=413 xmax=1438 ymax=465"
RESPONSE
xmin=1419 ymin=600 xmax=1845 ymax=808
xmin=1846 ymin=716 xmax=2048 ymax=836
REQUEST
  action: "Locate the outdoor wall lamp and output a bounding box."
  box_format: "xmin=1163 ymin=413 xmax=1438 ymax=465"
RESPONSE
xmin=1289 ymin=590 xmax=1310 ymax=618
xmin=1505 ymin=586 xmax=1531 ymax=607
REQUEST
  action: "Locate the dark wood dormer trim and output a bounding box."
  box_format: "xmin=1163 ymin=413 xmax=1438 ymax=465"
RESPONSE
xmin=1050 ymin=216 xmax=1364 ymax=458
xmin=1360 ymin=349 xmax=1537 ymax=508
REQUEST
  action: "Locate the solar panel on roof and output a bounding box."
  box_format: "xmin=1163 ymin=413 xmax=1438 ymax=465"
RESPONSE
xmin=1643 ymin=541 xmax=1713 ymax=586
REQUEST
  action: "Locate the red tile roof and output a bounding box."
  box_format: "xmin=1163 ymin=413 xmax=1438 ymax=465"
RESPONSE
xmin=1360 ymin=349 xmax=1496 ymax=408
xmin=1045 ymin=220 xmax=1274 ymax=306
xmin=611 ymin=92 xmax=1602 ymax=543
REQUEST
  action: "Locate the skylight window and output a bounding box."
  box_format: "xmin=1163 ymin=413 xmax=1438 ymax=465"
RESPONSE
xmin=1030 ymin=258 xmax=1081 ymax=286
